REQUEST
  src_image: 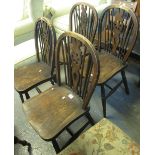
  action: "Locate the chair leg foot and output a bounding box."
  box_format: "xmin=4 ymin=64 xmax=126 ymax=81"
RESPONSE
xmin=52 ymin=138 xmax=61 ymax=154
xmin=86 ymin=112 xmax=95 ymax=125
xmin=121 ymin=70 xmax=129 ymax=94
xmin=19 ymin=93 xmax=24 ymax=103
xmin=51 ymin=80 xmax=55 ymax=85
xmin=51 ymin=74 xmax=57 ymax=85
xmin=101 ymin=84 xmax=106 ymax=118
xmin=19 ymin=91 xmax=30 ymax=103
xmin=25 ymin=92 xmax=30 ymax=100
xmin=14 ymin=136 xmax=32 ymax=155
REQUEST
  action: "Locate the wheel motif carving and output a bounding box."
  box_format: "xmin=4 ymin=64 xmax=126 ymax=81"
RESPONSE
xmin=70 ymin=39 xmax=82 ymax=92
xmin=79 ymin=5 xmax=87 ymax=36
xmin=111 ymin=13 xmax=124 ymax=53
xmin=40 ymin=24 xmax=50 ymax=61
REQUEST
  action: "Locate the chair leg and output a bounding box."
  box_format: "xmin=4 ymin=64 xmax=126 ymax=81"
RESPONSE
xmin=52 ymin=138 xmax=61 ymax=154
xmin=51 ymin=74 xmax=57 ymax=85
xmin=121 ymin=70 xmax=129 ymax=94
xmin=60 ymin=121 xmax=90 ymax=152
xmin=14 ymin=136 xmax=32 ymax=155
xmin=19 ymin=91 xmax=30 ymax=103
xmin=19 ymin=92 xmax=24 ymax=103
xmin=101 ymin=84 xmax=106 ymax=118
xmin=51 ymin=80 xmax=55 ymax=85
xmin=66 ymin=127 xmax=74 ymax=136
xmin=85 ymin=112 xmax=95 ymax=125
xmin=25 ymin=92 xmax=30 ymax=100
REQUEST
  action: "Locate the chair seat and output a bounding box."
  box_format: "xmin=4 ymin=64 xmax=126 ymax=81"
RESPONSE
xmin=22 ymin=85 xmax=85 ymax=140
xmin=14 ymin=62 xmax=52 ymax=92
xmin=98 ymin=51 xmax=126 ymax=84
xmin=58 ymin=118 xmax=140 ymax=155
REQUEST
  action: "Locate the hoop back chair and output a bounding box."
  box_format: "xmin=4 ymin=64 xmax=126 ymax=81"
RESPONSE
xmin=22 ymin=31 xmax=99 ymax=153
xmin=69 ymin=2 xmax=98 ymax=43
xmin=97 ymin=5 xmax=138 ymax=117
xmin=14 ymin=17 xmax=56 ymax=102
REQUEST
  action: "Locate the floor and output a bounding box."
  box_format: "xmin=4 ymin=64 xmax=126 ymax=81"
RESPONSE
xmin=14 ymin=55 xmax=140 ymax=155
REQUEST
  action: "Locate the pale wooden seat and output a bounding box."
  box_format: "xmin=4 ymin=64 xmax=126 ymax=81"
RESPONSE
xmin=22 ymin=31 xmax=99 ymax=153
xmin=14 ymin=17 xmax=56 ymax=102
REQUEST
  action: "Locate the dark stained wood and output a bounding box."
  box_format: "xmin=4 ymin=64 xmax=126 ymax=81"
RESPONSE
xmin=97 ymin=5 xmax=139 ymax=117
xmin=14 ymin=62 xmax=52 ymax=92
xmin=135 ymin=0 xmax=140 ymax=17
xmin=23 ymin=85 xmax=85 ymax=139
xmin=23 ymin=31 xmax=99 ymax=153
xmin=56 ymin=31 xmax=99 ymax=109
xmin=83 ymin=51 xmax=125 ymax=83
xmin=14 ymin=136 xmax=32 ymax=155
xmin=35 ymin=17 xmax=56 ymax=67
xmin=99 ymin=5 xmax=138 ymax=61
xmin=69 ymin=2 xmax=98 ymax=43
xmin=14 ymin=17 xmax=56 ymax=102
xmin=97 ymin=52 xmax=125 ymax=84
xmin=94 ymin=0 xmax=138 ymax=49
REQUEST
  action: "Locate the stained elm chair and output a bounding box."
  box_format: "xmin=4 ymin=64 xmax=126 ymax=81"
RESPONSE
xmin=69 ymin=2 xmax=98 ymax=43
xmin=96 ymin=5 xmax=139 ymax=117
xmin=22 ymin=31 xmax=99 ymax=153
xmin=14 ymin=17 xmax=56 ymax=102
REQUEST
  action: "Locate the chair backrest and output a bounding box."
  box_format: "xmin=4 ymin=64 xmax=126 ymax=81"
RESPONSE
xmin=35 ymin=17 xmax=56 ymax=68
xmin=99 ymin=4 xmax=139 ymax=61
xmin=55 ymin=31 xmax=99 ymax=109
xmin=69 ymin=2 xmax=98 ymax=43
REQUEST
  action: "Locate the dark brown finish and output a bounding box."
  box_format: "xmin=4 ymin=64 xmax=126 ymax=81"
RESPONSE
xmin=14 ymin=136 xmax=32 ymax=155
xmin=94 ymin=0 xmax=138 ymax=46
xmin=135 ymin=0 xmax=140 ymax=17
xmin=23 ymin=31 xmax=99 ymax=153
xmin=14 ymin=17 xmax=56 ymax=102
xmin=23 ymin=85 xmax=85 ymax=139
xmin=97 ymin=5 xmax=139 ymax=117
xmin=69 ymin=2 xmax=98 ymax=43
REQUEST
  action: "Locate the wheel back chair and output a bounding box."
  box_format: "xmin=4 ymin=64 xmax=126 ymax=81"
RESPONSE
xmin=22 ymin=31 xmax=99 ymax=153
xmin=69 ymin=2 xmax=98 ymax=43
xmin=97 ymin=4 xmax=139 ymax=117
xmin=14 ymin=17 xmax=56 ymax=102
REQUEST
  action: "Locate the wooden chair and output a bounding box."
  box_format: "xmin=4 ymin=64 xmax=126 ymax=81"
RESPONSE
xmin=14 ymin=17 xmax=56 ymax=102
xmin=22 ymin=31 xmax=99 ymax=153
xmin=69 ymin=2 xmax=98 ymax=43
xmin=97 ymin=5 xmax=139 ymax=117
